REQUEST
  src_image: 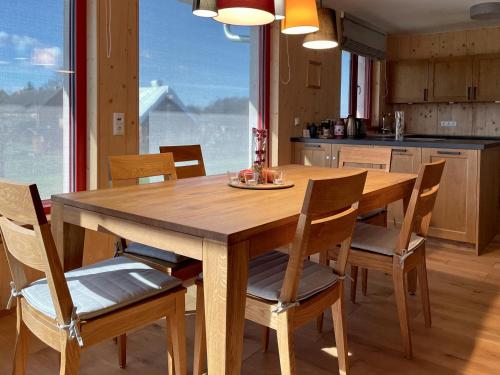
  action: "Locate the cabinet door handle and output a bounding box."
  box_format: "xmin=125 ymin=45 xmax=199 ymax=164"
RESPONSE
xmin=437 ymin=150 xmax=461 ymax=156
xmin=473 ymin=87 xmax=477 ymax=101
xmin=393 ymin=148 xmax=408 ymax=153
xmin=304 ymin=144 xmax=321 ymax=149
xmin=467 ymin=87 xmax=472 ymax=101
xmin=423 ymin=89 xmax=428 ymax=102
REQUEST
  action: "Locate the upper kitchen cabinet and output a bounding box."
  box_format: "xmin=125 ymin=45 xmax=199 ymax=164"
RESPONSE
xmin=472 ymin=54 xmax=500 ymax=102
xmin=429 ymin=57 xmax=474 ymax=102
xmin=387 ymin=60 xmax=430 ymax=103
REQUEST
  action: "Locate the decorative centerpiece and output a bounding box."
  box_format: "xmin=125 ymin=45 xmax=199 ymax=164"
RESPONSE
xmin=227 ymin=128 xmax=294 ymax=190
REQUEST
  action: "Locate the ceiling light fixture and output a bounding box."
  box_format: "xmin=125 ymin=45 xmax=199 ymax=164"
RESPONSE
xmin=303 ymin=8 xmax=338 ymax=49
xmin=471 ymin=2 xmax=500 ymax=20
xmin=281 ymin=0 xmax=319 ymax=35
xmin=274 ymin=0 xmax=285 ymax=20
xmin=192 ymin=0 xmax=218 ymax=17
xmin=214 ymin=0 xmax=275 ymax=26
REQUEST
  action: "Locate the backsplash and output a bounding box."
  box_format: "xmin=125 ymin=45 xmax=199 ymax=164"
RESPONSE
xmin=390 ymin=103 xmax=500 ymax=137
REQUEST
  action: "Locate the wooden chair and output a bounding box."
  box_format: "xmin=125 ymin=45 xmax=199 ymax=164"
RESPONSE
xmin=0 ymin=180 xmax=187 ymax=375
xmin=193 ymin=170 xmax=368 ymax=375
xmin=108 ymin=152 xmax=202 ymax=367
xmin=328 ymin=160 xmax=445 ymax=359
xmin=338 ymin=146 xmax=393 ymax=302
xmin=159 ymin=144 xmax=206 ymax=179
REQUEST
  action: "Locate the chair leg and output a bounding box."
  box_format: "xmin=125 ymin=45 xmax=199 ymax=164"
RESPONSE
xmin=12 ymin=303 xmax=29 ymax=375
xmin=332 ymin=285 xmax=349 ymax=375
xmin=417 ymin=252 xmax=432 ymax=328
xmin=193 ymin=284 xmax=206 ymax=375
xmin=262 ymin=326 xmax=271 ymax=353
xmin=276 ymin=311 xmax=296 ymax=375
xmin=393 ymin=265 xmax=412 ymax=359
xmin=59 ymin=338 xmax=81 ymax=375
xmin=118 ymin=334 xmax=127 ymax=369
xmin=166 ymin=294 xmax=187 ymax=375
xmin=350 ymin=265 xmax=359 ymax=303
xmin=407 ymin=269 xmax=418 ymax=295
xmin=361 ymin=268 xmax=368 ymax=296
xmin=316 ymin=313 xmax=324 ymax=333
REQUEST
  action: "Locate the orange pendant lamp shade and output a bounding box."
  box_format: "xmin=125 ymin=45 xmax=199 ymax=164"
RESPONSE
xmin=281 ymin=0 xmax=319 ymax=34
xmin=214 ymin=0 xmax=275 ymax=26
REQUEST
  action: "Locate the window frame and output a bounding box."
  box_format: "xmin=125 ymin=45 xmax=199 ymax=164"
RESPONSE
xmin=43 ymin=0 xmax=87 ymax=213
xmin=346 ymin=52 xmax=373 ymax=124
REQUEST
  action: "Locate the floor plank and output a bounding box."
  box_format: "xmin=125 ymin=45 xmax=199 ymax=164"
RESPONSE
xmin=1 ymin=236 xmax=500 ymax=374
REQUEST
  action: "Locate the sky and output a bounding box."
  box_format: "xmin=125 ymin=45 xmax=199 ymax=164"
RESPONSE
xmin=0 ymin=0 xmax=251 ymax=108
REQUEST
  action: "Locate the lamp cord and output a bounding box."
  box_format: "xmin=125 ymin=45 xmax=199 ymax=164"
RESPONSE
xmin=280 ymin=35 xmax=291 ymax=85
xmin=106 ymin=0 xmax=112 ymax=59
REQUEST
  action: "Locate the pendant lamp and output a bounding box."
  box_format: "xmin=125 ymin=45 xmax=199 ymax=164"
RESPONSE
xmin=281 ymin=0 xmax=319 ymax=35
xmin=303 ymin=8 xmax=338 ymax=49
xmin=274 ymin=0 xmax=285 ymax=20
xmin=214 ymin=0 xmax=275 ymax=26
xmin=192 ymin=0 xmax=218 ymax=17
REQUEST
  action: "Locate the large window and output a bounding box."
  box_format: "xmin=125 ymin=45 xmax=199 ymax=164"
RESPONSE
xmin=0 ymin=0 xmax=76 ymax=200
xmin=139 ymin=0 xmax=264 ymax=175
xmin=340 ymin=50 xmax=371 ymax=121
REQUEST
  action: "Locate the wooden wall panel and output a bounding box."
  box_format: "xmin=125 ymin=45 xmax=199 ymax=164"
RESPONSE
xmin=384 ymin=26 xmax=500 ymax=136
xmin=275 ymin=33 xmax=341 ymax=165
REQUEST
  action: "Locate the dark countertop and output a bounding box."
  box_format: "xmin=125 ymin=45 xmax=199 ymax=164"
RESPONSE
xmin=291 ymin=135 xmax=500 ymax=150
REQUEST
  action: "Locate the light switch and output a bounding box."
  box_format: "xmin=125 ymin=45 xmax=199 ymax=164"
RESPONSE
xmin=113 ymin=113 xmax=125 ymax=136
xmin=294 ymin=117 xmax=300 ymax=127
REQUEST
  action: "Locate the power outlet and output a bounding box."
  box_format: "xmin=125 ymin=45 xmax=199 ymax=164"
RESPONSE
xmin=294 ymin=117 xmax=300 ymax=127
xmin=440 ymin=121 xmax=457 ymax=128
xmin=113 ymin=113 xmax=125 ymax=136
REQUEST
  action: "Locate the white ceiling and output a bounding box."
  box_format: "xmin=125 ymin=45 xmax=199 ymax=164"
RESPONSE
xmin=325 ymin=0 xmax=500 ymax=34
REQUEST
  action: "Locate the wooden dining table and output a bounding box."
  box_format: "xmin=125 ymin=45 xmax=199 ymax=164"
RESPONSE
xmin=51 ymin=164 xmax=417 ymax=375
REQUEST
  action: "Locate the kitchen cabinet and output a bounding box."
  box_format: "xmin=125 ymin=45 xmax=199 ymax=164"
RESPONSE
xmin=473 ymin=54 xmax=500 ymax=101
xmin=384 ymin=147 xmax=422 ymax=226
xmin=387 ymin=60 xmax=430 ymax=104
xmin=430 ymin=57 xmax=474 ymax=102
xmin=421 ymin=148 xmax=478 ymax=244
xmin=293 ymin=142 xmax=333 ymax=168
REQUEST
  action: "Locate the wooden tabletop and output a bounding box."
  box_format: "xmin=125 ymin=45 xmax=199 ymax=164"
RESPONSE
xmin=52 ymin=165 xmax=417 ymax=244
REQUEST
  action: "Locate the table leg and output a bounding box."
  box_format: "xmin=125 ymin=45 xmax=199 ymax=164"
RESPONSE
xmin=51 ymin=201 xmax=86 ymax=271
xmin=202 ymin=239 xmax=249 ymax=375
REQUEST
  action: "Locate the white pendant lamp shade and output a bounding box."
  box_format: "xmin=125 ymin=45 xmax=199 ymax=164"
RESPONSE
xmin=214 ymin=0 xmax=276 ymax=26
xmin=281 ymin=0 xmax=319 ymax=35
xmin=303 ymin=8 xmax=338 ymax=49
xmin=274 ymin=0 xmax=285 ymax=20
xmin=192 ymin=0 xmax=218 ymax=17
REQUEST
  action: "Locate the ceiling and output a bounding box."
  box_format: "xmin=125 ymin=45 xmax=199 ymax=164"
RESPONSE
xmin=325 ymin=0 xmax=500 ymax=34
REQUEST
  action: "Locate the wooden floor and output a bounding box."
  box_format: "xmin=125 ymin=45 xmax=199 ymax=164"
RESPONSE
xmin=1 ymin=236 xmax=500 ymax=374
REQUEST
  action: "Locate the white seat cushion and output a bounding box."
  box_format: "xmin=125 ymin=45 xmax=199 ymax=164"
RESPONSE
xmin=247 ymin=251 xmax=338 ymax=302
xmin=357 ymin=208 xmax=387 ymax=221
xmin=22 ymin=257 xmax=182 ymax=320
xmin=125 ymin=242 xmax=188 ymax=264
xmin=351 ymin=223 xmax=424 ymax=256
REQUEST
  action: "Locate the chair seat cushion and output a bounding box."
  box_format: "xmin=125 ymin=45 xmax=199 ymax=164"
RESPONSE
xmin=22 ymin=257 xmax=182 ymax=321
xmin=357 ymin=208 xmax=387 ymax=221
xmin=125 ymin=242 xmax=188 ymax=264
xmin=351 ymin=223 xmax=424 ymax=256
xmin=247 ymin=251 xmax=338 ymax=302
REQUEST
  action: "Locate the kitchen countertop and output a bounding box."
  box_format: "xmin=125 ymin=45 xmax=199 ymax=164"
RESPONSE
xmin=291 ymin=135 xmax=500 ymax=150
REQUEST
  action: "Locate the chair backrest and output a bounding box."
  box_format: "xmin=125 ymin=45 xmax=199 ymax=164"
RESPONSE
xmin=0 ymin=180 xmax=74 ymax=325
xmin=108 ymin=153 xmax=177 ymax=187
xmin=338 ymin=146 xmax=392 ymax=172
xmin=395 ymin=160 xmax=446 ymax=255
xmin=279 ymin=170 xmax=368 ymax=303
xmin=159 ymin=145 xmax=206 ymax=179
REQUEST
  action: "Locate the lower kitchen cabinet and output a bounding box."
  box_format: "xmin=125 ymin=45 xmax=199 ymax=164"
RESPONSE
xmin=292 ymin=141 xmax=500 ymax=254
xmin=422 ymin=148 xmax=478 ymax=244
xmin=293 ymin=142 xmax=333 ymax=168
